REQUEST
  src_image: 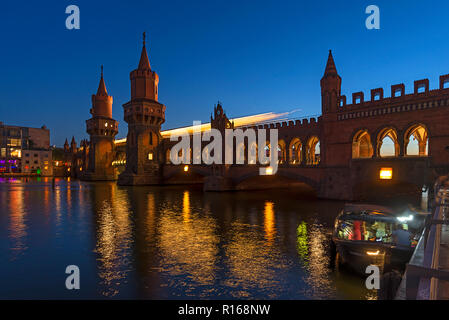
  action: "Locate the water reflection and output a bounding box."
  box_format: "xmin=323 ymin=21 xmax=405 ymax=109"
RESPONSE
xmin=8 ymin=186 xmax=27 ymax=259
xmin=93 ymin=184 xmax=133 ymax=297
xmin=264 ymin=201 xmax=275 ymax=244
xmin=224 ymin=220 xmax=287 ymax=298
xmin=157 ymin=191 xmax=219 ymax=296
xmin=302 ymin=221 xmax=335 ymax=299
xmin=182 ymin=191 xmax=191 ymax=222
xmin=0 ymin=179 xmax=411 ymax=299
xmin=296 ymin=222 xmax=308 ymax=262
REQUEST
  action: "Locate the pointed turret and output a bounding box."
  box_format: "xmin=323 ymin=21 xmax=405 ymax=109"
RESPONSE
xmin=323 ymin=50 xmax=338 ymax=77
xmin=138 ymin=32 xmax=151 ymax=70
xmin=118 ymin=32 xmax=166 ymax=186
xmin=320 ymin=50 xmax=341 ymax=114
xmin=91 ymin=65 xmax=113 ymax=118
xmin=130 ymin=32 xmax=159 ymax=101
xmin=85 ymin=66 xmax=118 ymax=181
xmin=96 ymin=65 xmax=108 ymax=96
xmin=70 ymin=136 xmax=77 ymax=153
xmin=64 ymin=138 xmax=69 ymax=152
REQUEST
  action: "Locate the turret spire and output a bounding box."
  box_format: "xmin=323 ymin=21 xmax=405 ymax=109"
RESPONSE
xmin=320 ymin=50 xmax=342 ymax=114
xmin=138 ymin=32 xmax=151 ymax=70
xmin=96 ymin=65 xmax=108 ymax=96
xmin=323 ymin=50 xmax=338 ymax=77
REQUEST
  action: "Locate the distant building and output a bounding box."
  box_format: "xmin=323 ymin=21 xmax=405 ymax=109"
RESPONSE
xmin=0 ymin=122 xmax=52 ymax=176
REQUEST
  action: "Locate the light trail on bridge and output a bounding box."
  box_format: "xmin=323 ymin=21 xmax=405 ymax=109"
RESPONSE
xmin=114 ymin=110 xmax=300 ymax=144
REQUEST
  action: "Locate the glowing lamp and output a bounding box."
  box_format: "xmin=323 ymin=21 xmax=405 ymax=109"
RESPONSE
xmin=397 ymin=215 xmax=413 ymax=223
xmin=264 ymin=167 xmax=274 ymax=175
xmin=148 ymin=152 xmax=153 ymax=160
xmin=379 ymin=168 xmax=393 ymax=180
xmin=184 ymin=165 xmax=189 ymax=172
xmin=366 ymin=250 xmax=380 ymax=256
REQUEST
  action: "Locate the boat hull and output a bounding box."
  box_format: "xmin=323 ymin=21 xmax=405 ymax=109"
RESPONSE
xmin=333 ymin=239 xmax=414 ymax=274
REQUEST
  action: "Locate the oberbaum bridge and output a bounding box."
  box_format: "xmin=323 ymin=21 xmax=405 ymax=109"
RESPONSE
xmin=63 ymin=34 xmax=449 ymax=201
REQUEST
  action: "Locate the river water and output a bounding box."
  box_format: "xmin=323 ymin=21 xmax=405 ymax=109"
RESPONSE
xmin=0 ymin=177 xmax=388 ymax=299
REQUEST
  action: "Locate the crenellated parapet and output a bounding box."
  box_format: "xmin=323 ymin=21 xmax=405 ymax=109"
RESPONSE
xmin=238 ymin=116 xmax=322 ymax=132
xmin=336 ymin=75 xmax=449 ymax=121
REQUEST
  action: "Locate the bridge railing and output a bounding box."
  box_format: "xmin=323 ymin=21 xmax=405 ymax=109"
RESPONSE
xmin=403 ymin=180 xmax=449 ymax=299
xmin=235 ymin=114 xmax=322 ymax=130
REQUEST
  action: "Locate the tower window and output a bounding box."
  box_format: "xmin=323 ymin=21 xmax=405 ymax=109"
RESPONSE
xmin=148 ymin=152 xmax=153 ymax=160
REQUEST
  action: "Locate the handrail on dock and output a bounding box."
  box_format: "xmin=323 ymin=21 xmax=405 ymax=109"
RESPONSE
xmin=403 ymin=178 xmax=449 ymax=300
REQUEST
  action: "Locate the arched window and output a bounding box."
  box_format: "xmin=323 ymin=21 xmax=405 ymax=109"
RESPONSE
xmin=377 ymin=128 xmax=399 ymax=157
xmin=352 ymin=130 xmax=373 ymax=159
xmin=405 ymin=124 xmax=428 ymax=156
xmin=289 ymin=138 xmax=302 ymax=164
xmin=306 ymin=136 xmax=320 ymax=165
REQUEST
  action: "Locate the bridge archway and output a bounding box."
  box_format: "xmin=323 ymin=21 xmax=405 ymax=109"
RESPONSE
xmin=352 ymin=130 xmax=373 ymax=159
xmin=163 ymin=165 xmax=210 ymax=184
xmin=277 ymin=139 xmax=287 ymax=164
xmin=288 ymin=137 xmax=302 ymax=165
xmin=377 ymin=127 xmax=399 ymax=157
xmin=306 ymin=136 xmax=320 ymax=165
xmin=404 ymin=124 xmax=428 ymax=156
xmin=234 ymin=168 xmax=319 ymax=193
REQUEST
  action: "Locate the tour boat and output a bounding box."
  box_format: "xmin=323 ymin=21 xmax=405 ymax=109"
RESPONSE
xmin=331 ymin=204 xmax=427 ymax=274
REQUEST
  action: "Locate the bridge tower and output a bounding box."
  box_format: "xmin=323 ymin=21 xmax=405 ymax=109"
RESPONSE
xmin=318 ymin=50 xmax=352 ymax=199
xmin=118 ymin=33 xmax=166 ymax=185
xmin=83 ymin=66 xmax=119 ymax=180
xmin=320 ymin=50 xmax=341 ymax=115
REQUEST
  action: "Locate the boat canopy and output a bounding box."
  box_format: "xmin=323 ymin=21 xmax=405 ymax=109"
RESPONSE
xmin=340 ymin=204 xmax=406 ymax=223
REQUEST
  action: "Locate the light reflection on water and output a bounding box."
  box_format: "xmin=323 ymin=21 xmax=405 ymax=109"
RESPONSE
xmin=0 ymin=178 xmax=388 ymax=299
xmin=8 ymin=186 xmax=27 ymax=260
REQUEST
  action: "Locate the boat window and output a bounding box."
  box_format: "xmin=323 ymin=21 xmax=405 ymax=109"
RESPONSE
xmin=336 ymin=219 xmax=394 ymax=244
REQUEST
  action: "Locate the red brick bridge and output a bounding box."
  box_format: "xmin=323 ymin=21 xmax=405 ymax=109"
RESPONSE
xmin=73 ymin=38 xmax=449 ymax=201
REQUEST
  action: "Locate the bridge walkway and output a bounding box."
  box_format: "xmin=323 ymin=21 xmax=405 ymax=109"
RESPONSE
xmin=396 ymin=182 xmax=449 ymax=300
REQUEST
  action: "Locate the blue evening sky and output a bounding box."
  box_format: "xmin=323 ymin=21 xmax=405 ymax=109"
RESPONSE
xmin=0 ymin=0 xmax=448 ymax=146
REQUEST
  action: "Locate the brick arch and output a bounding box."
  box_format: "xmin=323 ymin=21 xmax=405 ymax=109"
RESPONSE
xmin=277 ymin=139 xmax=287 ymax=164
xmin=304 ymin=135 xmax=320 ymax=165
xmin=233 ymin=168 xmax=319 ymax=191
xmin=349 ymin=127 xmax=375 ymax=143
xmin=375 ymin=126 xmax=401 ymax=157
xmin=403 ymin=122 xmax=429 ymax=157
xmin=163 ymin=165 xmax=211 ymax=181
xmin=351 ymin=128 xmax=374 ymax=159
xmin=288 ymin=137 xmax=303 ymax=164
